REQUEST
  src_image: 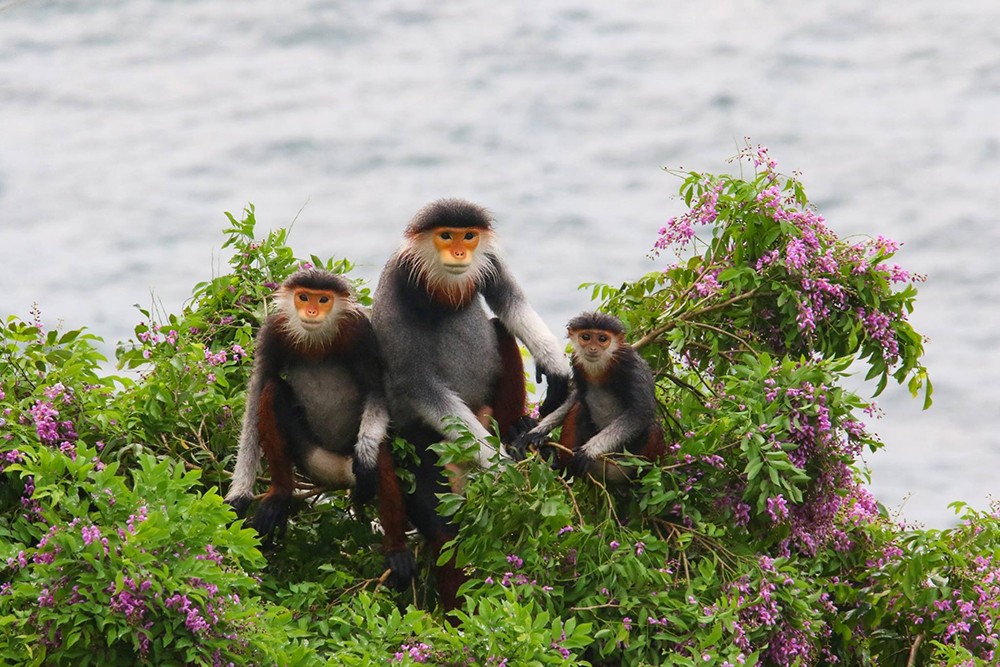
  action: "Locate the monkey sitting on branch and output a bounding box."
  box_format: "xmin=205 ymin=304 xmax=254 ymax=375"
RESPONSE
xmin=370 ymin=198 xmax=572 ymax=609
xmin=224 ymin=268 xmax=413 ymax=586
xmin=511 ymin=311 xmax=666 ymax=484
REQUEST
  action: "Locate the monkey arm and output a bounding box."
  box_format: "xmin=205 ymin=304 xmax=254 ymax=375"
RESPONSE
xmin=578 ymin=411 xmax=648 ymax=458
xmin=415 ymin=385 xmax=499 ymax=466
xmin=354 ymin=394 xmax=389 ymax=469
xmin=509 ymin=389 xmax=577 ymax=461
xmin=225 ymin=324 xmax=282 ymax=512
xmin=481 ymin=258 xmax=572 ymax=413
xmin=531 ymin=389 xmax=577 ymax=437
xmin=351 ymin=394 xmax=389 ymax=503
xmin=343 ymin=317 xmax=391 ymax=502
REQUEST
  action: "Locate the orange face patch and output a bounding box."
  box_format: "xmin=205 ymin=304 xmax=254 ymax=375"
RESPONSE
xmin=571 ymin=329 xmax=615 ymax=356
xmin=431 ymin=227 xmax=481 ymax=269
xmin=293 ymin=288 xmax=336 ymax=323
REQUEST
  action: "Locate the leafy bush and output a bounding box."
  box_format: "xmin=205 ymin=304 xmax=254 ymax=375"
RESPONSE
xmin=0 ymin=317 xmax=316 ymax=665
xmin=1 ymin=145 xmax=997 ymax=666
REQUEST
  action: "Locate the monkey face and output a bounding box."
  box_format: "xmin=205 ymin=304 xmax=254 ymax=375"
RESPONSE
xmin=292 ymin=288 xmax=336 ymax=329
xmin=572 ymin=329 xmax=615 ymax=360
xmin=431 ymin=227 xmax=481 ymax=274
xmin=569 ymin=328 xmax=622 ymax=376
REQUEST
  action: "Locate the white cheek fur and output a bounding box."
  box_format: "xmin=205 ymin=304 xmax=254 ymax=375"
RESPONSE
xmin=403 ymin=232 xmax=498 ymax=306
xmin=274 ymin=290 xmax=352 ymax=347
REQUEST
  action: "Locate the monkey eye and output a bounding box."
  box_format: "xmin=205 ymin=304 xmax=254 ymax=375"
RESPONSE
xmin=598 ymin=334 xmax=609 ymax=344
xmin=318 ymin=296 xmax=330 ymax=304
xmin=580 ymin=333 xmax=591 ymax=342
xmin=297 ymin=293 xmax=309 ymax=302
xmin=464 ymin=231 xmax=476 ymax=241
xmin=439 ymin=231 xmax=452 ymax=241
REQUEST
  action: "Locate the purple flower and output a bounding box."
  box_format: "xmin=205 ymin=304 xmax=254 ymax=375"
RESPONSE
xmin=766 ymin=495 xmax=790 ymax=523
xmin=391 ymin=642 xmax=432 ymax=664
xmin=81 ymin=524 xmax=101 ymax=546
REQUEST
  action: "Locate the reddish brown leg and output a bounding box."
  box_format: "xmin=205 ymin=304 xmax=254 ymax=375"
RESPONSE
xmin=253 ymin=380 xmax=296 ymax=542
xmin=377 ymin=441 xmax=415 ymax=589
xmin=557 ymin=402 xmax=583 ymax=468
xmin=492 ymin=322 xmax=528 ymax=441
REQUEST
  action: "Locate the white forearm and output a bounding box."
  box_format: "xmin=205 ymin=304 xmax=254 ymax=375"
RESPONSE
xmin=530 ymin=390 xmax=577 ymax=436
xmin=354 ymin=395 xmax=389 ymax=469
xmin=580 ymin=416 xmax=643 ymax=458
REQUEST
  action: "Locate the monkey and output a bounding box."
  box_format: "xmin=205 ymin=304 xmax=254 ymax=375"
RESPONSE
xmin=510 ymin=311 xmax=666 ymax=484
xmin=370 ymin=197 xmax=572 ymax=609
xmin=224 ymin=267 xmax=414 ymax=586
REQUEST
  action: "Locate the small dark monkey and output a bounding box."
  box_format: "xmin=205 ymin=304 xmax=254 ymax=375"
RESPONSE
xmin=512 ymin=311 xmax=665 ymax=483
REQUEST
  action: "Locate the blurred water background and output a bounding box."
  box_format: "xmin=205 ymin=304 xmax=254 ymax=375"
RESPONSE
xmin=1 ymin=0 xmax=998 ymax=528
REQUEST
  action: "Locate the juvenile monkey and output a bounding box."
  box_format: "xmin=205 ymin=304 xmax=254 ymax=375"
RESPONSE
xmin=371 ymin=198 xmax=572 ymax=608
xmin=225 ymin=268 xmax=413 ymax=584
xmin=512 ymin=311 xmax=665 ymax=484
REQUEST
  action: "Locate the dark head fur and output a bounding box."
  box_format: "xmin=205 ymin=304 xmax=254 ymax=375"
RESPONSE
xmin=566 ymin=311 xmax=626 ymax=335
xmin=274 ymin=268 xmax=360 ymax=349
xmin=281 ymin=267 xmax=354 ymax=295
xmin=404 ymin=198 xmax=495 ymax=237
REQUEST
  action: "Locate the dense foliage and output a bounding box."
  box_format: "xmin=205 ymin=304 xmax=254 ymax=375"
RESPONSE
xmin=1 ymin=146 xmax=997 ymax=666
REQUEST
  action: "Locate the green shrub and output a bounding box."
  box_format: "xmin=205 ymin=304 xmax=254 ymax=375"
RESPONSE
xmin=1 ymin=145 xmax=997 ymax=666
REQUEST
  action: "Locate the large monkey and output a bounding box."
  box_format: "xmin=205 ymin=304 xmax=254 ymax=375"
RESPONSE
xmin=370 ymin=198 xmax=572 ymax=608
xmin=511 ymin=311 xmax=665 ymax=484
xmin=225 ymin=268 xmax=413 ymax=585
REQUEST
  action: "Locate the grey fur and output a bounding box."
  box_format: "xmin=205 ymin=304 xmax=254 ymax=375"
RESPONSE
xmin=576 ymin=383 xmax=646 ymax=457
xmin=372 ymin=258 xmax=501 ymax=464
xmin=371 ymin=205 xmax=570 ymax=465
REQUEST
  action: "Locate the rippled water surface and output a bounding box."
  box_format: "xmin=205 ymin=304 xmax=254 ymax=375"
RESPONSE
xmin=1 ymin=0 xmax=998 ymax=527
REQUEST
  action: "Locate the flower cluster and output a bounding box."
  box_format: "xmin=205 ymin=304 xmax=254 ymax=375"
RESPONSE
xmin=718 ymin=556 xmax=837 ymax=666
xmin=763 ymin=375 xmax=878 ymax=556
xmin=391 ymin=642 xmax=434 ymax=663
xmin=651 ymin=142 xmax=923 ymax=375
xmin=652 ymin=181 xmax=723 ymax=254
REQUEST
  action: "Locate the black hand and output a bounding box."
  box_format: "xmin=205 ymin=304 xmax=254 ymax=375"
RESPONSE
xmin=567 ymin=450 xmax=593 ymax=478
xmin=252 ymin=495 xmax=291 ymax=545
xmin=385 ymin=548 xmax=417 ymax=591
xmin=352 ymin=458 xmax=378 ymax=505
xmin=537 ymin=371 xmax=570 ymax=418
xmin=508 ymin=415 xmax=537 ymax=444
xmin=510 ymin=429 xmax=552 ymax=461
xmin=226 ymin=493 xmax=253 ymax=519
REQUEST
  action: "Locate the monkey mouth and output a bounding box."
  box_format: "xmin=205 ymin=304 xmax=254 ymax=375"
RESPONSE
xmin=299 ymin=319 xmax=324 ymax=330
xmin=442 ymin=263 xmax=470 ymax=275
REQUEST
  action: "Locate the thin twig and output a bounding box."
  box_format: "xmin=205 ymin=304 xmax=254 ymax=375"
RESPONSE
xmin=570 ymin=602 xmax=621 ymax=612
xmin=633 ymin=288 xmax=761 ymax=351
xmin=588 ymin=473 xmax=621 ymax=525
xmin=906 ymin=633 xmax=924 ymax=667
xmin=687 ymin=320 xmax=754 ymax=353
xmin=550 ymin=467 xmax=585 ymax=527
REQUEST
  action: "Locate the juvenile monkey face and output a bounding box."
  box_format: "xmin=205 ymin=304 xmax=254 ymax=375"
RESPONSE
xmin=570 ymin=328 xmax=620 ymax=374
xmin=293 ymin=288 xmax=336 ymax=329
xmin=431 ymin=227 xmax=481 ymax=274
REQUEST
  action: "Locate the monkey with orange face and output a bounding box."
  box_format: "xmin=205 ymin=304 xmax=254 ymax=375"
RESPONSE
xmin=371 ymin=198 xmax=572 ymax=609
xmin=511 ymin=311 xmax=665 ymax=484
xmin=225 ymin=268 xmax=413 ymax=586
